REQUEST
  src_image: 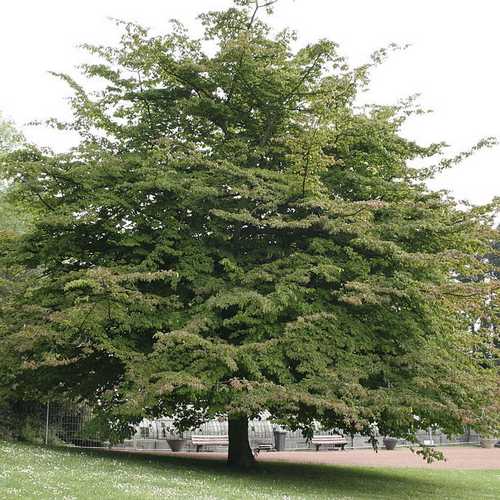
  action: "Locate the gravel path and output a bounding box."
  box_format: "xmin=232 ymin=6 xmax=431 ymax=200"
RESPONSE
xmin=113 ymin=446 xmax=500 ymax=470
xmin=255 ymin=447 xmax=500 ymax=469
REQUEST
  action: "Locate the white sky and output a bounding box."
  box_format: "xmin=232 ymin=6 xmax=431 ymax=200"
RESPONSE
xmin=0 ymin=0 xmax=498 ymax=205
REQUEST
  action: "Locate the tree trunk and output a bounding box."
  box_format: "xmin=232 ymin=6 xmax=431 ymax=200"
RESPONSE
xmin=227 ymin=414 xmax=255 ymax=468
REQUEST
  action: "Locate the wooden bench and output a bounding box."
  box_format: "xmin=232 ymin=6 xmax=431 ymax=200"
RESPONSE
xmin=191 ymin=435 xmax=274 ymax=454
xmin=253 ymin=442 xmax=275 ymax=455
xmin=192 ymin=435 xmax=229 ymax=452
xmin=311 ymin=434 xmax=347 ymax=451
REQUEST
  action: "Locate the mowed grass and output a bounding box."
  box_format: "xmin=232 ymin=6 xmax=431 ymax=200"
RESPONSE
xmin=0 ymin=441 xmax=499 ymax=499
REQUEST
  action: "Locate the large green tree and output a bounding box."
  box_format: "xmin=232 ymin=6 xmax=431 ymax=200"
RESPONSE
xmin=1 ymin=1 xmax=498 ymax=467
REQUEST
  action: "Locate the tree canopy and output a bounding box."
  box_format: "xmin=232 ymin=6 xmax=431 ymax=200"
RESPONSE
xmin=0 ymin=0 xmax=498 ymax=467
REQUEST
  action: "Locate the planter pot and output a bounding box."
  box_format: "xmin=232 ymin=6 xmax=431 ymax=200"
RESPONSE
xmin=167 ymin=438 xmax=187 ymax=452
xmin=479 ymin=438 xmax=498 ymax=449
xmin=383 ymin=438 xmax=398 ymax=450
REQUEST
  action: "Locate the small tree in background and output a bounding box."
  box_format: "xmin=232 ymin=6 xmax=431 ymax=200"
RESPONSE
xmin=1 ymin=1 xmax=498 ymax=467
xmin=0 ymin=113 xmax=27 ymax=233
xmin=0 ymin=112 xmax=33 ymax=439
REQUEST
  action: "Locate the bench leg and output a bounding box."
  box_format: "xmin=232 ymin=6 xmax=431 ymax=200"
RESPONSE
xmin=315 ymin=444 xmax=320 ymax=452
xmin=196 ymin=444 xmax=202 ymax=453
xmin=341 ymin=444 xmax=345 ymax=451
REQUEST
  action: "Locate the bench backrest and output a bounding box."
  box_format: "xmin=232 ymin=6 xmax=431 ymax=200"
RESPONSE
xmin=311 ymin=435 xmax=347 ymax=444
xmin=191 ymin=435 xmax=229 ymax=445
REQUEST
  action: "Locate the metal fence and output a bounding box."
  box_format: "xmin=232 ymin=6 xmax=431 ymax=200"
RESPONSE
xmin=8 ymin=401 xmax=96 ymax=447
xmin=7 ymin=401 xmax=482 ymax=452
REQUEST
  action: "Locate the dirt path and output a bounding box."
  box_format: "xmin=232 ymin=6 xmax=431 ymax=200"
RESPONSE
xmin=112 ymin=446 xmax=500 ymax=470
xmin=256 ymin=447 xmax=500 ymax=469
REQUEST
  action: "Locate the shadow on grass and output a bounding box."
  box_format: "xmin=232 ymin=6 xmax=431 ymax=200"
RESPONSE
xmin=60 ymin=446 xmax=469 ymax=499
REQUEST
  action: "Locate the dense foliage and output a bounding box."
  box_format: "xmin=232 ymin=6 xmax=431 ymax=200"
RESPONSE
xmin=0 ymin=0 xmax=498 ymax=466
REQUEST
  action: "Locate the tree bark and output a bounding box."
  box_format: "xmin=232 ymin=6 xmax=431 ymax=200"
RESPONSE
xmin=227 ymin=414 xmax=255 ymax=468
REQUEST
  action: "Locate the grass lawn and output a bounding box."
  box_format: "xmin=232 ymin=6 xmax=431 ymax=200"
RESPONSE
xmin=0 ymin=441 xmax=498 ymax=499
